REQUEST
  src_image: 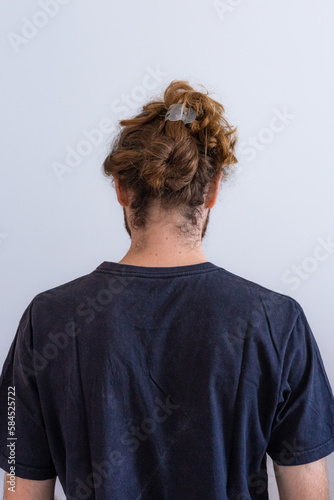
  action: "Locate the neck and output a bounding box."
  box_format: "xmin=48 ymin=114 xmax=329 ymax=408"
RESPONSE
xmin=118 ymin=234 xmax=207 ymax=268
xmin=118 ymin=254 xmax=208 ymax=267
xmin=118 ymin=205 xmax=210 ymax=267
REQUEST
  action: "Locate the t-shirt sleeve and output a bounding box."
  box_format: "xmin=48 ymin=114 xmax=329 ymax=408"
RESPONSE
xmin=0 ymin=299 xmax=57 ymax=480
xmin=267 ymin=307 xmax=334 ymax=466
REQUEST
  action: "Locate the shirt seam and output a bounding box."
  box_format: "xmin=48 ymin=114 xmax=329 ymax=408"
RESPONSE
xmin=0 ymin=449 xmax=56 ymax=474
xmin=269 ymin=309 xmax=303 ymax=433
xmin=267 ymin=435 xmax=334 ymax=457
xmin=93 ymin=267 xmax=220 ymax=278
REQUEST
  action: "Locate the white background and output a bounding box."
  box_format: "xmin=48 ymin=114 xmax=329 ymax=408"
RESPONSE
xmin=1 ymin=0 xmax=334 ymax=497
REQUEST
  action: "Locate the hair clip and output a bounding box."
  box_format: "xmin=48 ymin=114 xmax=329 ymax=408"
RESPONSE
xmin=164 ymin=103 xmax=196 ymax=124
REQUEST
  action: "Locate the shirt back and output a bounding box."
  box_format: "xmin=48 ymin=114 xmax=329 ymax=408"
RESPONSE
xmin=1 ymin=260 xmax=334 ymax=499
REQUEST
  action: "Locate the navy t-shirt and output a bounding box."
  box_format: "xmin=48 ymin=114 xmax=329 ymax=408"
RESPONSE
xmin=1 ymin=260 xmax=334 ymax=500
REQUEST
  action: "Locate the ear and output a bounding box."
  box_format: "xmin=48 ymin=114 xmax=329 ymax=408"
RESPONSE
xmin=205 ymin=171 xmax=223 ymax=209
xmin=114 ymin=175 xmax=129 ymax=207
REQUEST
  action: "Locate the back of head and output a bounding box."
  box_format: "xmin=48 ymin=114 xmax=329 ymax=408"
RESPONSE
xmin=102 ymin=80 xmax=238 ymax=232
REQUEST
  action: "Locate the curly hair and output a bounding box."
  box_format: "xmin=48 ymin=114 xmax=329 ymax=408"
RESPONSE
xmin=102 ymin=80 xmax=238 ymax=234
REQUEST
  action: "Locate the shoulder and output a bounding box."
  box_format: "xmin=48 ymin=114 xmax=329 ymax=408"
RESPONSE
xmin=214 ymin=265 xmax=301 ymax=311
xmin=30 ymin=270 xmax=95 ymax=313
